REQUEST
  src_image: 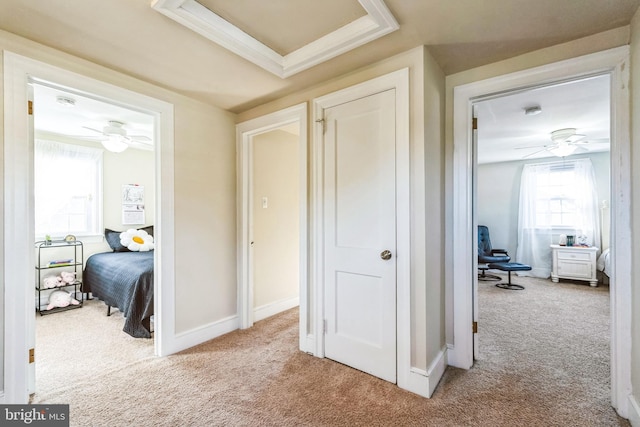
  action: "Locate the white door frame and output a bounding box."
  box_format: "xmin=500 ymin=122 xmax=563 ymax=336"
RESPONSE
xmin=311 ymin=69 xmax=421 ymax=394
xmin=449 ymin=46 xmax=631 ymax=417
xmin=236 ymin=103 xmax=308 ymax=345
xmin=2 ymin=52 xmax=176 ymax=403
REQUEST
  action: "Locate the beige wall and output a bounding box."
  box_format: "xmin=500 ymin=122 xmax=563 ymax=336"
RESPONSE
xmin=630 ymin=5 xmax=640 ymax=419
xmin=172 ymin=100 xmax=236 ymax=333
xmin=0 ymin=27 xmax=237 ymax=350
xmin=444 ymin=26 xmax=631 ymax=345
xmin=238 ymin=46 xmax=446 ymax=373
xmin=252 ymin=129 xmax=299 ymax=310
xmin=422 ymin=49 xmax=447 ymax=367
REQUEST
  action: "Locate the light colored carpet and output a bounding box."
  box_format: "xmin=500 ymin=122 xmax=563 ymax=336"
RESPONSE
xmin=32 ymin=276 xmax=629 ymax=426
xmin=34 ymin=299 xmax=154 ymax=394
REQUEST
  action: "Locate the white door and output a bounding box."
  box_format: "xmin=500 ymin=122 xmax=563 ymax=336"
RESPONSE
xmin=323 ymin=89 xmax=397 ymax=383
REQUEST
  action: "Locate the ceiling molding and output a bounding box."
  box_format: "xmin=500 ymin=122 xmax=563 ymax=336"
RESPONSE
xmin=151 ymin=0 xmax=399 ymax=78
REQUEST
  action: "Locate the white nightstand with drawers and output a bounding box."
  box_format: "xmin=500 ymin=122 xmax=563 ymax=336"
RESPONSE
xmin=550 ymin=244 xmax=599 ymax=287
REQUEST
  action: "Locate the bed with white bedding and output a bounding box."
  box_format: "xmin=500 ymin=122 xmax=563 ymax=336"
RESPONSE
xmin=597 ymin=248 xmax=611 ymax=282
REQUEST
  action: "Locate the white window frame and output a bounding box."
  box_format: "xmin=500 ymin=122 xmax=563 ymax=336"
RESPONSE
xmin=34 ymin=139 xmax=103 ymax=240
xmin=534 ymin=164 xmax=580 ymax=229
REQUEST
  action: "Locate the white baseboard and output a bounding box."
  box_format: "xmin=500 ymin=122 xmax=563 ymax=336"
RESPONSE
xmin=158 ymin=297 xmax=299 ymax=356
xmin=629 ymin=394 xmax=640 ymax=426
xmin=445 ymin=342 xmax=467 ymax=369
xmin=426 ymin=346 xmax=448 ymax=396
xmin=254 ymin=296 xmax=299 ymax=323
xmin=300 ymin=333 xmax=316 ymax=354
xmin=402 ymin=346 xmax=448 ymax=398
xmin=163 ymin=314 xmax=239 ymax=355
xmin=0 ymin=391 xmax=5 ymax=404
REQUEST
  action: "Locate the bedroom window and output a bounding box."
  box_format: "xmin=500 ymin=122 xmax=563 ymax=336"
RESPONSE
xmin=35 ymin=139 xmax=103 ymax=239
xmin=516 ymin=158 xmax=601 ymax=277
xmin=534 ymin=166 xmax=578 ymax=227
xmin=519 ymin=159 xmax=599 ymax=232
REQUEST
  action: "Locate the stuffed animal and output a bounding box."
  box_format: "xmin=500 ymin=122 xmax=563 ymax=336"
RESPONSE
xmin=42 ymin=275 xmax=62 ymax=289
xmin=59 ymin=271 xmax=77 ymax=284
xmin=46 ymin=290 xmax=80 ymax=310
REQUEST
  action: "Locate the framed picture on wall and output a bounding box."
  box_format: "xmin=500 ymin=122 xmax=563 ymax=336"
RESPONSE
xmin=122 ymin=184 xmax=145 ymax=225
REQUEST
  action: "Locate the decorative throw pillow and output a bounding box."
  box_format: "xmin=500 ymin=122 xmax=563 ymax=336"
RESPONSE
xmin=105 ymin=226 xmax=154 ymax=252
xmin=119 ymin=228 xmax=155 ymax=252
xmin=105 ymin=228 xmax=127 ymax=252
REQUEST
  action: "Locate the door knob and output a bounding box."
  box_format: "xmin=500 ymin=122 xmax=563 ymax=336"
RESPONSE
xmin=380 ymin=250 xmax=392 ymax=260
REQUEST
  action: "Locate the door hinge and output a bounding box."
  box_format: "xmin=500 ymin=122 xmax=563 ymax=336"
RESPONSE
xmin=323 ymin=319 xmax=328 ymax=334
xmin=29 ymin=348 xmax=35 ymax=364
xmin=315 ymin=118 xmax=326 ymax=133
xmin=28 ymin=100 xmax=34 ymax=115
xmin=473 ymin=321 xmax=478 ymax=334
xmin=472 ymin=117 xmax=478 ymax=130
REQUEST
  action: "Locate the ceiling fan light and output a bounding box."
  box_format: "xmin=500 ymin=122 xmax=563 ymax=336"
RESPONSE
xmin=549 ymin=143 xmax=577 ymax=157
xmin=101 ymin=135 xmax=128 ymax=153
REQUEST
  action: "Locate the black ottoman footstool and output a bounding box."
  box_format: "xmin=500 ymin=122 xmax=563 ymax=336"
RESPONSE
xmin=487 ymin=262 xmax=532 ymax=290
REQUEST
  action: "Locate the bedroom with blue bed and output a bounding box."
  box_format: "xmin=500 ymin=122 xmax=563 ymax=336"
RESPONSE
xmin=83 ymin=227 xmax=156 ymax=338
xmin=33 ymin=82 xmax=156 ymax=340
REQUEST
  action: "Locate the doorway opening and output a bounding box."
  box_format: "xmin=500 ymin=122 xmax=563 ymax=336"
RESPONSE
xmin=236 ymin=103 xmax=308 ymax=341
xmin=32 ymin=80 xmax=157 ymax=395
xmin=450 ymin=46 xmax=631 ymax=417
xmin=251 ymin=123 xmax=301 ymax=323
xmin=3 ymin=51 xmax=176 ymax=403
xmin=473 ymin=73 xmax=612 ymax=410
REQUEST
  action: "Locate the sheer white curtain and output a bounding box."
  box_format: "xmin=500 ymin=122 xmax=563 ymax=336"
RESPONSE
xmin=35 ymin=139 xmax=103 ymax=237
xmin=515 ymin=158 xmax=600 ymax=278
xmin=516 ymin=163 xmax=553 ymax=277
xmin=572 ymin=159 xmax=601 ymax=249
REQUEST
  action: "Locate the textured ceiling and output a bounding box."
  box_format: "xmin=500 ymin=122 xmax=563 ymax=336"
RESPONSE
xmin=477 ymin=74 xmax=610 ymax=164
xmin=0 ymin=0 xmax=637 ymax=113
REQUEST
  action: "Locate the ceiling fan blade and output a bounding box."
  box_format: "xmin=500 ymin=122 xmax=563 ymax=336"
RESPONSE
xmin=66 ymin=134 xmax=107 ymax=140
xmin=565 ymin=134 xmax=586 ymax=143
xmin=128 ymin=135 xmax=152 ymax=142
xmin=81 ymin=126 xmax=105 ymax=135
xmin=515 ymin=144 xmax=547 ymax=150
xmin=579 ymin=138 xmax=609 ymax=144
xmin=522 ymin=148 xmax=549 ymax=159
xmin=572 ymin=145 xmax=588 ymax=155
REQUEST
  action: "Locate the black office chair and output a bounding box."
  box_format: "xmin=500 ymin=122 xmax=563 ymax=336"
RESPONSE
xmin=478 ymin=225 xmax=510 ymax=281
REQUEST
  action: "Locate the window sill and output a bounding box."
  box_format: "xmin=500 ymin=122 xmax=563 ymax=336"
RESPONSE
xmin=35 ymin=234 xmax=104 ymax=244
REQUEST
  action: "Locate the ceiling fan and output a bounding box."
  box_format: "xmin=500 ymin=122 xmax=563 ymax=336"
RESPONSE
xmin=518 ymin=128 xmax=591 ymax=158
xmin=81 ymin=120 xmax=152 ymax=153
